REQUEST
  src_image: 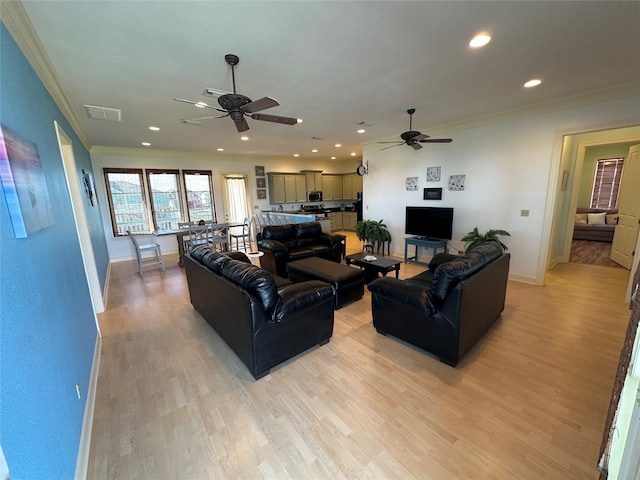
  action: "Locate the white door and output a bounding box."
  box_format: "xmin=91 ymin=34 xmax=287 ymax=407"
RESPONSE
xmin=222 ymin=175 xmax=250 ymax=223
xmin=611 ymin=144 xmax=640 ymax=269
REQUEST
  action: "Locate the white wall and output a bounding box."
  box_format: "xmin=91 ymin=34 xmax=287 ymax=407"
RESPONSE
xmin=90 ymin=148 xmax=358 ymax=261
xmin=362 ymin=94 xmax=640 ymax=284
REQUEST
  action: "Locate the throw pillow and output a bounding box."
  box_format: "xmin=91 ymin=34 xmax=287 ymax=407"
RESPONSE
xmin=575 ymin=213 xmax=588 ymax=224
xmin=588 ymin=212 xmax=606 ymax=225
xmin=606 ymin=214 xmax=618 ymax=225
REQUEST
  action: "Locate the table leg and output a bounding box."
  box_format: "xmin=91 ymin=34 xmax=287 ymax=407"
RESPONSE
xmin=395 ymin=264 xmax=400 ymax=279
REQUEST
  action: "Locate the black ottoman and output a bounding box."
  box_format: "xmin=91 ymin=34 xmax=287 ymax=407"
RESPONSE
xmin=287 ymin=257 xmax=365 ymax=309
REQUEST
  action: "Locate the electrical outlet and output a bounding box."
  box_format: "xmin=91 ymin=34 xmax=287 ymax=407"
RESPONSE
xmin=520 ymin=209 xmax=530 ymax=217
xmin=75 ymin=382 xmax=82 ymax=399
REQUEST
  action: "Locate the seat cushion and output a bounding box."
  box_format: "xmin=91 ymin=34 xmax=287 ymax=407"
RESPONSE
xmin=288 ymin=248 xmax=314 ymax=261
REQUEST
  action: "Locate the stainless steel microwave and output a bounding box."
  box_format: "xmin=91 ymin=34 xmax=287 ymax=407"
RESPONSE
xmin=307 ymin=191 xmax=322 ymax=202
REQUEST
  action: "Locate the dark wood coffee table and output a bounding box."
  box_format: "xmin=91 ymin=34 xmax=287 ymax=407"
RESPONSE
xmin=345 ymin=253 xmax=401 ymax=284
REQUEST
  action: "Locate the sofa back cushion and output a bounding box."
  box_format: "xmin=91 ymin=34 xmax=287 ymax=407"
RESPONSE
xmin=430 ymin=241 xmax=502 ymax=304
xmin=220 ymin=259 xmax=278 ymax=311
xmin=261 ymin=224 xmax=297 ymax=249
xmin=295 ymin=222 xmax=322 ymax=247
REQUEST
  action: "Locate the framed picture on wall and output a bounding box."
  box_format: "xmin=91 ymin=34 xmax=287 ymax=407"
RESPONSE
xmin=256 ymin=177 xmax=266 ymax=189
xmin=256 ymin=189 xmax=267 ymax=199
xmin=255 ymin=165 xmax=265 ymax=177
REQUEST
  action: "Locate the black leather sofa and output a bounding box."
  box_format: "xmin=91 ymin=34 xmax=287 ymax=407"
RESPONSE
xmin=184 ymin=245 xmax=335 ymax=379
xmin=257 ymin=222 xmax=344 ymax=278
xmin=368 ymin=241 xmax=510 ymax=367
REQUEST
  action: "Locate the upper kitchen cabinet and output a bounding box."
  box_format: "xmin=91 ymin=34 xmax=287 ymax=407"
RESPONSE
xmin=342 ymin=174 xmax=362 ymax=200
xmin=322 ymin=175 xmax=344 ymax=201
xmin=304 ymin=171 xmax=323 ymax=191
xmin=267 ymin=173 xmax=307 ymax=203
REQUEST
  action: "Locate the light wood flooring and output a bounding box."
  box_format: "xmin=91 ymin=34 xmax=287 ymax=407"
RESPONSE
xmin=569 ymin=239 xmax=623 ymax=269
xmin=88 ymin=232 xmax=631 ymax=479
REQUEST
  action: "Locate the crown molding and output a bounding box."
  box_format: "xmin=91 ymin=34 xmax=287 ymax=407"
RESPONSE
xmin=1 ymin=1 xmax=91 ymax=150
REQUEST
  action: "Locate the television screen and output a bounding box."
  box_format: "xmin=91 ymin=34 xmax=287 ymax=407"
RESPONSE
xmin=405 ymin=206 xmax=454 ymax=240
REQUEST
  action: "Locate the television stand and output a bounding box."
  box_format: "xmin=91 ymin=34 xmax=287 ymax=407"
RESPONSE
xmin=404 ymin=236 xmax=448 ymax=266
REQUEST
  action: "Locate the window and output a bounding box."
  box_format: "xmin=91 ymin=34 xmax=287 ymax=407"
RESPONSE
xmin=591 ymin=157 xmax=624 ymax=209
xmin=183 ymin=170 xmax=216 ymax=223
xmin=146 ymin=169 xmax=183 ymax=230
xmin=103 ymin=168 xmax=149 ymax=236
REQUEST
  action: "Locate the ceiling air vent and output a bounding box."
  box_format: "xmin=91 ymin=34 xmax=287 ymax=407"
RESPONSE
xmin=357 ymin=121 xmax=375 ymax=127
xmin=84 ymin=105 xmax=122 ymax=122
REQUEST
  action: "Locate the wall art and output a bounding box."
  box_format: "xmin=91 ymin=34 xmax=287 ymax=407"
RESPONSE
xmin=448 ymin=174 xmax=466 ymax=191
xmin=82 ymin=169 xmax=97 ymax=206
xmin=256 ymin=189 xmax=267 ymax=199
xmin=254 ymin=165 xmax=265 ymax=177
xmin=256 ymin=177 xmax=266 ymax=189
xmin=426 ymin=166 xmax=441 ymax=182
xmin=423 ymin=187 xmax=443 ymax=200
xmin=0 ymin=123 xmax=55 ymax=237
xmin=405 ymin=176 xmax=418 ymax=191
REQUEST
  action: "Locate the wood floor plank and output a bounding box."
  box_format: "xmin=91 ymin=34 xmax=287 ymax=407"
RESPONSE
xmin=87 ymin=232 xmax=631 ymax=479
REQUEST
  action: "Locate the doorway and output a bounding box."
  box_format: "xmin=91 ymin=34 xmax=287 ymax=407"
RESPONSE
xmin=55 ymin=122 xmax=104 ymax=318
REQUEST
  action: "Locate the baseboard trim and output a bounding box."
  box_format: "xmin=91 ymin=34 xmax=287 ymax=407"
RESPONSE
xmin=74 ymin=333 xmax=101 ymax=480
xmin=102 ymin=261 xmax=112 ymax=310
xmin=508 ymin=272 xmax=539 ymax=285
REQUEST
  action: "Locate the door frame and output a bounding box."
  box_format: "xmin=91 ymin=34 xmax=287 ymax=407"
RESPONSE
xmin=55 ymin=122 xmax=105 ymax=317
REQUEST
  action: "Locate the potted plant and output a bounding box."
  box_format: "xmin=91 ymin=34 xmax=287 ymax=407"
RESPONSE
xmin=461 ymin=227 xmax=510 ymax=253
xmin=355 ymin=219 xmax=392 ymax=254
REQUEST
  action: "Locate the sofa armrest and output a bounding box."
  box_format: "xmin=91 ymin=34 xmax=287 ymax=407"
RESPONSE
xmin=320 ymin=232 xmax=344 ymax=246
xmin=368 ymin=277 xmax=436 ymax=316
xmin=273 ymin=280 xmax=334 ymax=323
xmin=258 ymin=239 xmax=288 ymax=254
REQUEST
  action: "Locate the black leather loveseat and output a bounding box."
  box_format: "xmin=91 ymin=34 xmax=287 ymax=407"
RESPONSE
xmin=257 ymin=222 xmax=344 ymax=278
xmin=184 ymin=245 xmax=335 ymax=379
xmin=368 ymin=241 xmax=510 ymax=367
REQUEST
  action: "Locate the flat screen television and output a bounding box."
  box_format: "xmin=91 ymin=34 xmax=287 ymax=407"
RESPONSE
xmin=405 ymin=206 xmax=454 ymax=240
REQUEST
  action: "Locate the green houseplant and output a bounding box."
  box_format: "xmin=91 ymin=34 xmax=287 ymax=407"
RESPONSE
xmin=355 ymin=219 xmax=392 ymax=253
xmin=461 ymin=227 xmax=510 ymax=253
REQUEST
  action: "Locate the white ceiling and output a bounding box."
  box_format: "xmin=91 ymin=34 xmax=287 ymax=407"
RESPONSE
xmin=17 ymin=0 xmax=640 ymax=162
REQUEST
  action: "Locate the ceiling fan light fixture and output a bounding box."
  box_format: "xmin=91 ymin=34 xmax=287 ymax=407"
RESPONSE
xmin=469 ymin=33 xmax=491 ymax=48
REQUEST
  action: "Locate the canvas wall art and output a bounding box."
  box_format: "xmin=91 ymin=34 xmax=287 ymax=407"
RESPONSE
xmin=0 ymin=124 xmax=55 ymax=238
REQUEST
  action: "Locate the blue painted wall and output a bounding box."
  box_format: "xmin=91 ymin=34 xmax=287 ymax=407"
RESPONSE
xmin=1 ymin=23 xmax=108 ymax=478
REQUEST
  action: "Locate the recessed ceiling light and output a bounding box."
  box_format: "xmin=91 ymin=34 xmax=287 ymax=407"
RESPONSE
xmin=297 ymin=118 xmax=303 ymax=124
xmin=149 ymin=126 xmax=160 ymax=131
xmin=334 ymin=143 xmax=342 ymax=148
xmin=524 ymin=78 xmax=542 ymax=88
xmin=312 ymin=149 xmax=318 ymax=153
xmin=350 ymin=152 xmax=357 ymax=156
xmin=141 ymin=142 xmax=151 ymax=146
xmin=293 ymin=153 xmax=299 ymax=157
xmin=330 ymin=156 xmax=336 ymax=160
xmin=217 ymin=148 xmax=224 ymax=152
xmin=240 ymin=136 xmax=249 ymax=141
xmin=469 ymin=33 xmax=491 ymax=48
xmin=195 ymin=102 xmax=207 ymax=108
xmin=357 ymin=129 xmax=366 ymax=134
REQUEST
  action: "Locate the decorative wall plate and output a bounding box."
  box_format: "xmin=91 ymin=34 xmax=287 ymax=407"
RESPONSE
xmin=405 ymin=176 xmax=418 ymax=191
xmin=448 ymin=174 xmax=465 ymax=191
xmin=426 ymin=166 xmax=441 ymax=182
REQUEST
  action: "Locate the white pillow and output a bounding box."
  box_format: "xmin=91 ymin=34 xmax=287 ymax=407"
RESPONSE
xmin=575 ymin=213 xmax=588 ymax=224
xmin=606 ymin=214 xmax=618 ymax=225
xmin=588 ymin=212 xmax=606 ymax=225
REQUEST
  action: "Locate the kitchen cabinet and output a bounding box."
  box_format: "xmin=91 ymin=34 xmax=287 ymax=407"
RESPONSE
xmin=305 ymin=172 xmax=323 ymax=191
xmin=343 ymin=212 xmax=357 ymax=231
xmin=267 ymin=173 xmax=307 ymax=203
xmin=342 ymin=174 xmax=362 ymax=200
xmin=328 ymin=211 xmax=343 ymax=231
xmin=322 ymin=175 xmax=343 ymax=201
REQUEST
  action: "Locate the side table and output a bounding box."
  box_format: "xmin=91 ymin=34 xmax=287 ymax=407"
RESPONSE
xmin=404 ymin=237 xmax=447 ymax=266
xmin=247 ymin=251 xmax=265 ymax=266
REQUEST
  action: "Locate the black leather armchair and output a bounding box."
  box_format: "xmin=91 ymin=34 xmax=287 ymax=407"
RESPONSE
xmin=257 ymin=222 xmax=344 ymax=278
xmin=184 ymin=245 xmax=335 ymax=379
xmin=368 ymin=242 xmax=510 ymax=366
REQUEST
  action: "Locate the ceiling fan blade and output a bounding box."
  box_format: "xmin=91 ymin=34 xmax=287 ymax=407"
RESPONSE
xmin=242 ymin=97 xmax=280 ymax=113
xmin=182 ymin=115 xmax=220 ymax=121
xmin=233 ymin=116 xmax=250 ymax=132
xmin=250 ymin=113 xmax=298 ymax=125
xmin=379 ymin=143 xmax=405 ymax=151
xmin=173 ymin=98 xmax=226 ymax=112
xmin=377 ymin=141 xmax=404 ymax=144
xmin=410 ymin=142 xmax=423 ymax=150
xmin=412 ymin=134 xmax=430 ymax=142
xmin=419 ymin=138 xmax=453 ymax=143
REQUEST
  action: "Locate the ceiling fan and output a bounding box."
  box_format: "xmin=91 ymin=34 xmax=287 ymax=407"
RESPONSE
xmin=378 ymin=108 xmax=452 ymax=150
xmin=173 ymin=54 xmax=299 ymax=133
